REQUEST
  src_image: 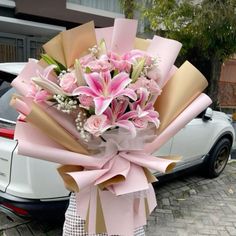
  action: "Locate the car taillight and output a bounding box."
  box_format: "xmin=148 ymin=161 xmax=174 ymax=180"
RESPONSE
xmin=1 ymin=202 xmax=29 ymax=216
xmin=0 ymin=128 xmax=14 ymax=139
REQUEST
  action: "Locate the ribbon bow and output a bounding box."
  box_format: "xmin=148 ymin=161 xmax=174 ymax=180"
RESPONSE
xmin=58 ymin=128 xmax=179 ymax=195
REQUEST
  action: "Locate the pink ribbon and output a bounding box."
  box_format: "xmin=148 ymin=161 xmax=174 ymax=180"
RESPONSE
xmin=64 ymin=128 xmax=178 ymax=196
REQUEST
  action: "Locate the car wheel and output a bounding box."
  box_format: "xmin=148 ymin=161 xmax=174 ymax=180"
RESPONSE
xmin=205 ymin=138 xmax=231 ymax=178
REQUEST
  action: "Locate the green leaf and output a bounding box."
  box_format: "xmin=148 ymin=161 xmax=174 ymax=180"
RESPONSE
xmin=89 ymin=107 xmax=95 ymax=115
xmin=85 ymin=67 xmax=92 ymax=73
xmin=41 ymin=54 xmax=67 ymax=75
xmin=113 ymin=69 xmax=119 ymax=77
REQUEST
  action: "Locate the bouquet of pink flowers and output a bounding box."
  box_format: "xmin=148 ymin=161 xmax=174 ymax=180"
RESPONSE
xmin=32 ymin=43 xmax=161 ymax=140
xmin=10 ymin=19 xmax=212 ymax=235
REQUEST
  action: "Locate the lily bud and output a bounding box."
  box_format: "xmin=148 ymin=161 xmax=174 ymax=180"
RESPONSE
xmin=131 ymin=57 xmax=146 ymax=82
xmin=74 ymin=59 xmax=86 ymax=86
xmin=98 ymin=39 xmax=107 ymax=57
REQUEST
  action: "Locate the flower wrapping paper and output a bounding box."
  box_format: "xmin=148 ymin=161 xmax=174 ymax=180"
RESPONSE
xmin=10 ymin=19 xmax=212 ymax=235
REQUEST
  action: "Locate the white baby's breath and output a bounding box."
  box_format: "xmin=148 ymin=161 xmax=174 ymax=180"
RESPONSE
xmin=75 ymin=110 xmax=91 ymax=142
xmin=53 ymin=94 xmax=77 ymax=113
xmin=88 ymin=45 xmax=101 ymax=57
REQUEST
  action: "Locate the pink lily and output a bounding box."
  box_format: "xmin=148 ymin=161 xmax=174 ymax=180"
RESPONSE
xmin=32 ymin=65 xmax=72 ymax=96
xmin=103 ymin=99 xmax=137 ymax=137
xmin=73 ymin=71 xmax=137 ymax=115
xmin=130 ymin=88 xmax=160 ymax=128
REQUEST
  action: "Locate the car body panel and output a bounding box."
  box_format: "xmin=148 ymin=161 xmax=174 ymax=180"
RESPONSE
xmin=0 ymin=63 xmax=27 ymax=76
xmin=6 ymin=150 xmax=70 ymax=199
xmin=152 ymin=111 xmax=235 ymax=177
xmin=0 ymin=137 xmax=17 ymax=192
xmin=170 ymin=118 xmax=213 ymax=163
xmin=170 ymin=112 xmax=234 ymax=165
xmin=154 ymin=138 xmax=173 ymax=156
xmin=207 ymin=111 xmax=235 ymax=147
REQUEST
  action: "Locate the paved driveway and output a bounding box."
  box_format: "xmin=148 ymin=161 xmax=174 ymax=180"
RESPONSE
xmin=146 ymin=161 xmax=236 ymax=236
xmin=1 ymin=161 xmax=236 ymax=236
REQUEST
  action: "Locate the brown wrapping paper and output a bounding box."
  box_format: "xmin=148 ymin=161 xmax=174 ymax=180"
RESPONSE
xmin=57 ymin=165 xmax=83 ymax=192
xmin=134 ymin=38 xmax=151 ymax=51
xmin=143 ymin=168 xmax=157 ymax=183
xmin=43 ymin=21 xmax=97 ymax=68
xmin=98 ymin=175 xmax=125 ymax=191
xmin=155 ymin=61 xmax=208 ymax=132
xmin=62 ymin=21 xmax=97 ymax=68
xmin=85 ymin=189 xmax=107 ymax=234
xmin=96 ymin=191 xmax=107 ymax=233
xmin=145 ymin=198 xmax=150 ymax=217
xmin=43 ymin=34 xmax=66 ymax=67
xmin=25 ymin=102 xmax=89 ymax=155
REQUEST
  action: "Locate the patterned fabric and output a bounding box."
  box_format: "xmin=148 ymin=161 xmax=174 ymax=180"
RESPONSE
xmin=63 ymin=193 xmax=145 ymax=236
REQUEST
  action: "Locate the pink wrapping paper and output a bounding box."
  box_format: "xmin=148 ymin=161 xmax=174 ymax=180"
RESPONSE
xmin=111 ymin=19 xmax=138 ymax=55
xmin=15 ymin=121 xmax=178 ymax=193
xmin=145 ymin=93 xmax=212 ymax=153
xmin=147 ymin=36 xmax=182 ymax=87
xmin=11 ymin=60 xmax=43 ymax=96
xmin=14 ymin=122 xmax=108 ymax=168
xmin=95 ymin=27 xmax=114 ymax=50
xmin=41 ymin=104 xmax=83 ymax=140
xmin=98 ymin=189 xmax=134 ymax=235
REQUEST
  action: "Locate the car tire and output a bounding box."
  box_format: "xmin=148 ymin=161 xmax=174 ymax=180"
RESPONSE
xmin=204 ymin=138 xmax=231 ymax=178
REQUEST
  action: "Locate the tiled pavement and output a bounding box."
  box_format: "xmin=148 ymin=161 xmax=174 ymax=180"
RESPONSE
xmin=0 ymin=161 xmax=236 ymax=236
xmin=145 ymin=161 xmax=236 ymax=236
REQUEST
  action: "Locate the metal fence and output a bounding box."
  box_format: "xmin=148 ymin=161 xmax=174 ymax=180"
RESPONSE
xmin=0 ymin=32 xmax=48 ymax=63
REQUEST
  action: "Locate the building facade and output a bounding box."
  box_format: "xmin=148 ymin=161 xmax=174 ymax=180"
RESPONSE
xmin=218 ymin=57 xmax=236 ymax=110
xmin=0 ymin=0 xmax=124 ymax=62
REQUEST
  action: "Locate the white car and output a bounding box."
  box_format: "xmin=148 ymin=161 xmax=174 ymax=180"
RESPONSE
xmin=0 ymin=63 xmax=235 ymax=218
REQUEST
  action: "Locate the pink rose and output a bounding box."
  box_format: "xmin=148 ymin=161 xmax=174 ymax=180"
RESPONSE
xmin=79 ymin=54 xmax=95 ymax=66
xmin=27 ymin=83 xmax=50 ymax=102
xmin=79 ymin=94 xmax=94 ymax=109
xmin=147 ymin=79 xmax=162 ymax=95
xmin=128 ymin=77 xmax=162 ymax=96
xmin=147 ymin=66 xmax=160 ymax=81
xmin=59 ymin=72 xmax=78 ymax=93
xmin=84 ymin=114 xmax=110 ymax=137
xmin=98 ymin=58 xmax=112 ymax=72
xmin=108 ymin=51 xmax=120 ymax=60
xmin=133 ymin=117 xmax=148 ymax=129
xmin=128 ymin=76 xmax=149 ymax=91
xmin=123 ymin=50 xmax=153 ymax=66
xmin=86 ymin=59 xmax=112 ymax=72
xmin=108 ymin=52 xmax=131 ymax=73
xmin=110 ymin=59 xmax=131 ymax=73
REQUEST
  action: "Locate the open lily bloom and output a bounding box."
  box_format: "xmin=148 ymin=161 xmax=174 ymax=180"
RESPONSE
xmin=73 ymin=71 xmax=137 ymax=115
xmin=10 ymin=19 xmax=212 ymax=235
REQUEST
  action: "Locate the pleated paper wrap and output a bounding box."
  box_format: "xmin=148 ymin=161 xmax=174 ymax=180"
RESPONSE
xmin=11 ymin=19 xmax=212 ymax=235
